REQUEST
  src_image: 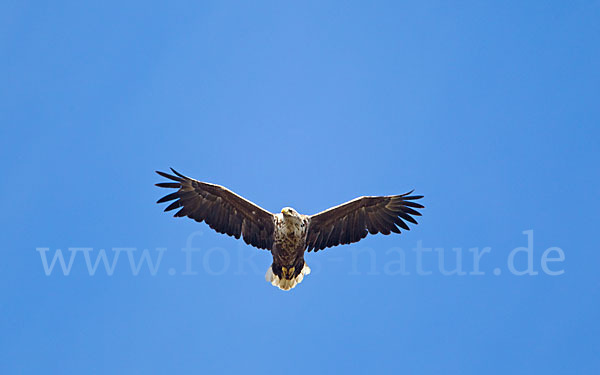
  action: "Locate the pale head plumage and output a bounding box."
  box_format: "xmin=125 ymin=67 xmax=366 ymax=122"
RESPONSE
xmin=281 ymin=207 xmax=301 ymax=219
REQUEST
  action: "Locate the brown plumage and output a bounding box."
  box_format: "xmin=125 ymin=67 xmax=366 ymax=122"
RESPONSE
xmin=156 ymin=168 xmax=424 ymax=290
xmin=156 ymin=169 xmax=274 ymax=250
xmin=306 ymin=193 xmax=424 ymax=252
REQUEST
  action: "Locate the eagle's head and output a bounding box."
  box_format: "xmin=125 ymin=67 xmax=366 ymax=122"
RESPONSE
xmin=281 ymin=207 xmax=300 ymax=218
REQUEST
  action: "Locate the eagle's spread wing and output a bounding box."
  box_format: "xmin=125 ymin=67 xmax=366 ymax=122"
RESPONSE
xmin=155 ymin=169 xmax=275 ymax=250
xmin=306 ymin=192 xmax=424 ymax=252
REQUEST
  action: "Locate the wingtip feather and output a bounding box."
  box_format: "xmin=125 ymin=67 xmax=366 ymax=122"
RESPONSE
xmin=156 ymin=170 xmax=182 ymax=182
xmin=170 ymin=168 xmax=186 ymax=179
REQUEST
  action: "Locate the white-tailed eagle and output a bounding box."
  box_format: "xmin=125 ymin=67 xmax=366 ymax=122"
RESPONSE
xmin=156 ymin=169 xmax=424 ymax=291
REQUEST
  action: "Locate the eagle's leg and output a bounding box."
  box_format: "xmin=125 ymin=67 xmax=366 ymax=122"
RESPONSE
xmin=265 ymin=259 xmax=311 ymax=291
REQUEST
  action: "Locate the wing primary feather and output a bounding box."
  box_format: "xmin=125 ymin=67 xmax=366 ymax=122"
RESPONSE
xmin=157 ymin=192 xmax=179 ymax=204
xmin=403 ymin=195 xmax=424 ymax=200
xmin=394 ymin=216 xmax=410 ymax=230
xmin=170 ymin=168 xmax=187 ymax=179
xmin=156 ymin=182 xmax=180 ymax=188
xmin=398 ymin=211 xmax=418 ymax=224
xmin=164 ymin=200 xmax=181 ymax=212
xmin=389 ymin=223 xmax=401 ymax=234
xmin=400 ymin=200 xmax=424 ymax=208
xmin=400 ymin=206 xmax=422 ymax=216
xmin=155 ymin=171 xmax=182 ymax=182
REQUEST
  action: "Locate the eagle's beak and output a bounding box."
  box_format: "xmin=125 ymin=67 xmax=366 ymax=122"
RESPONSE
xmin=281 ymin=208 xmax=286 ymax=214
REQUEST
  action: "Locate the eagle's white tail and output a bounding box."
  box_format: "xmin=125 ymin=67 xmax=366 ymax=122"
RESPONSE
xmin=265 ymin=263 xmax=311 ymax=291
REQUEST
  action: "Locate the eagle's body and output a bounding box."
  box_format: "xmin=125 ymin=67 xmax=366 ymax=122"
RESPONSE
xmin=267 ymin=210 xmax=311 ymax=290
xmin=156 ymin=169 xmax=424 ymax=291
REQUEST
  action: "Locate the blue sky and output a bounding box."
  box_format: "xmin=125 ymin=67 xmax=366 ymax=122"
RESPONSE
xmin=1 ymin=1 xmax=599 ymax=374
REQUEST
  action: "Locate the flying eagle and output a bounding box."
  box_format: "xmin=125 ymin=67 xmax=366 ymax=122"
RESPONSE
xmin=156 ymin=169 xmax=424 ymax=291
